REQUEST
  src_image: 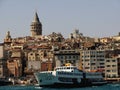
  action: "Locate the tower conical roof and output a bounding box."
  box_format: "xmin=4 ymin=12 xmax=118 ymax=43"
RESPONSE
xmin=33 ymin=12 xmax=40 ymax=23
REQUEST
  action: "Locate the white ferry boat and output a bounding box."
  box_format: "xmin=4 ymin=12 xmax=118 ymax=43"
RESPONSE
xmin=34 ymin=65 xmax=107 ymax=87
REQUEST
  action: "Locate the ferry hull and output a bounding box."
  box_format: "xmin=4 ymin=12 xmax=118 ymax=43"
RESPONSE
xmin=39 ymin=82 xmax=92 ymax=88
xmin=39 ymin=80 xmax=107 ymax=88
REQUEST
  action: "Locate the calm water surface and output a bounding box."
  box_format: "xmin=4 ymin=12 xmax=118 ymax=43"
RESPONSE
xmin=0 ymin=84 xmax=120 ymax=90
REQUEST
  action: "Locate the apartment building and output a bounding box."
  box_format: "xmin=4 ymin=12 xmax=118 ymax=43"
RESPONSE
xmin=7 ymin=50 xmax=23 ymax=77
xmin=105 ymin=57 xmax=120 ymax=78
xmin=0 ymin=44 xmax=7 ymax=77
xmin=80 ymin=50 xmax=105 ymax=72
xmin=54 ymin=50 xmax=80 ymax=68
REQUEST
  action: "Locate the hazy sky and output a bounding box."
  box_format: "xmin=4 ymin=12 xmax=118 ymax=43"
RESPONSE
xmin=0 ymin=0 xmax=120 ymax=42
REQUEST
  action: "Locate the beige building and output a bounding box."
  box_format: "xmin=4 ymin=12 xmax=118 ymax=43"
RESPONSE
xmin=7 ymin=58 xmax=22 ymax=77
xmin=7 ymin=49 xmax=23 ymax=77
xmin=80 ymin=50 xmax=105 ymax=72
xmin=27 ymin=49 xmax=54 ymax=71
xmin=0 ymin=44 xmax=7 ymax=78
xmin=27 ymin=51 xmax=41 ymax=71
xmin=100 ymin=37 xmax=112 ymax=43
xmin=28 ymin=51 xmax=39 ymax=61
xmin=54 ymin=50 xmax=80 ymax=68
xmin=105 ymin=57 xmax=120 ymax=78
xmin=112 ymin=32 xmax=120 ymax=41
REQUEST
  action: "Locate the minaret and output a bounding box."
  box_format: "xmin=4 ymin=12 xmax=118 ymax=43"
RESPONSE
xmin=31 ymin=12 xmax=42 ymax=37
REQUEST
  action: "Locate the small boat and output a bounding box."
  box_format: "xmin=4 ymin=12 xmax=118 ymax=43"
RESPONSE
xmin=0 ymin=78 xmax=13 ymax=86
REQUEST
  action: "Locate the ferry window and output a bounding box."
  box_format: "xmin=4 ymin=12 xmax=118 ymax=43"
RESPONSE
xmin=67 ymin=67 xmax=70 ymax=69
xmin=69 ymin=56 xmax=71 ymax=59
xmin=73 ymin=56 xmax=75 ymax=58
xmin=76 ymin=56 xmax=78 ymax=59
xmin=65 ymin=56 xmax=67 ymax=59
xmin=61 ymin=56 xmax=63 ymax=59
xmin=73 ymin=60 xmax=75 ymax=63
xmin=58 ymin=56 xmax=60 ymax=59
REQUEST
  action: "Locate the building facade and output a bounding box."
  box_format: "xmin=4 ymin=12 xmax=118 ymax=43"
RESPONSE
xmin=27 ymin=51 xmax=41 ymax=71
xmin=7 ymin=49 xmax=23 ymax=77
xmin=0 ymin=44 xmax=7 ymax=78
xmin=80 ymin=50 xmax=105 ymax=72
xmin=105 ymin=57 xmax=120 ymax=78
xmin=54 ymin=50 xmax=80 ymax=68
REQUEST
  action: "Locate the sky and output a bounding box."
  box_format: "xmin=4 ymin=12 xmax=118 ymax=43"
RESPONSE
xmin=0 ymin=0 xmax=120 ymax=42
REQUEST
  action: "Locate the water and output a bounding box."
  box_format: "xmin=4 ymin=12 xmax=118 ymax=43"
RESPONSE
xmin=0 ymin=84 xmax=120 ymax=90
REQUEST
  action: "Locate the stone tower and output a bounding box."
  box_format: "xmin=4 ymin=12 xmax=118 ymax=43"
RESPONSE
xmin=31 ymin=12 xmax=42 ymax=37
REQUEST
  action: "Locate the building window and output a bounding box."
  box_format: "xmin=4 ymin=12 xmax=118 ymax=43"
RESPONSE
xmin=99 ymin=66 xmax=104 ymax=68
xmin=112 ymin=65 xmax=116 ymax=67
xmin=91 ymin=63 xmax=95 ymax=65
xmin=100 ymin=59 xmax=104 ymax=61
xmin=100 ymin=63 xmax=104 ymax=65
xmin=106 ymin=60 xmax=110 ymax=62
xmin=61 ymin=56 xmax=63 ymax=59
xmin=112 ymin=60 xmax=116 ymax=62
xmin=85 ymin=67 xmax=89 ymax=69
xmin=29 ymin=57 xmax=31 ymax=60
xmin=112 ymin=70 xmax=116 ymax=72
xmin=32 ymin=57 xmax=34 ymax=59
xmin=107 ymin=65 xmax=110 ymax=67
xmin=106 ymin=70 xmax=110 ymax=72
